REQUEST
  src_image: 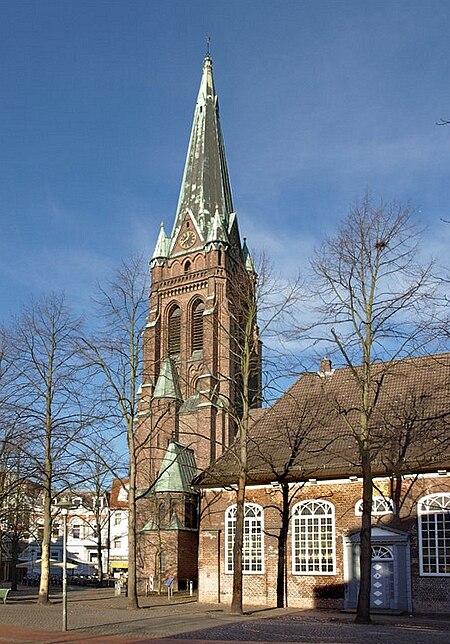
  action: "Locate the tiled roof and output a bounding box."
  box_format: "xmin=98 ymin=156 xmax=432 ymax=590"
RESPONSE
xmin=197 ymin=353 xmax=450 ymax=486
xmin=109 ymin=478 xmax=129 ymax=509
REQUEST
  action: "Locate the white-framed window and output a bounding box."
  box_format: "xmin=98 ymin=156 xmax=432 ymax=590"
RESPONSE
xmin=418 ymin=493 xmax=450 ymax=576
xmin=225 ymin=503 xmax=264 ymax=574
xmin=114 ymin=538 xmax=121 ymax=549
xmin=292 ymin=499 xmax=335 ymax=575
xmin=114 ymin=512 xmax=122 ymax=526
xmin=355 ymin=496 xmax=395 ymax=516
xmin=71 ymin=523 xmax=81 ymax=539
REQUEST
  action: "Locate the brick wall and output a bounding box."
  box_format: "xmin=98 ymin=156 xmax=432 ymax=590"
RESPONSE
xmin=198 ymin=477 xmax=450 ymax=612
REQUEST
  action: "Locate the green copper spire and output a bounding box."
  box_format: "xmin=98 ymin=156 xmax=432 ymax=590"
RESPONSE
xmin=171 ymin=56 xmax=234 ymax=242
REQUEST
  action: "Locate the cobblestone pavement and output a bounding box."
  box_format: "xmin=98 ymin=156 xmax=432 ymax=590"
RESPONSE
xmin=0 ymin=586 xmax=448 ymax=644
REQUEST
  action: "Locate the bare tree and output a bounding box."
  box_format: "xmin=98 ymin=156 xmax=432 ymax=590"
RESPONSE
xmin=307 ymin=194 xmax=438 ymax=623
xmin=249 ymin=390 xmax=334 ymax=608
xmin=9 ymin=294 xmax=89 ymax=604
xmin=0 ymin=330 xmax=37 ymax=587
xmin=225 ymin=256 xmax=303 ymax=614
xmin=79 ymin=255 xmax=148 ymax=609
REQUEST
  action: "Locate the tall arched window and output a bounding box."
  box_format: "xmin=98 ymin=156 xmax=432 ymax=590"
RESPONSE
xmin=191 ymin=299 xmax=204 ymax=353
xmin=225 ymin=503 xmax=264 ymax=574
xmin=418 ymin=493 xmax=450 ymax=576
xmin=168 ymin=305 xmax=181 ymax=356
xmin=292 ymin=500 xmax=335 ymax=574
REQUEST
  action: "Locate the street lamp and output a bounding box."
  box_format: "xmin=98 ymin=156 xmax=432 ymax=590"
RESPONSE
xmin=56 ymin=496 xmax=74 ymax=632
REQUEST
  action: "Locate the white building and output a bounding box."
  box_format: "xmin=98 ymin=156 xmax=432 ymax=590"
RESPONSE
xmin=108 ymin=479 xmax=129 ymax=576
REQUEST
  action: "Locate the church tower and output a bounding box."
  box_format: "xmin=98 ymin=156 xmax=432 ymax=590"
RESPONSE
xmin=136 ymin=55 xmax=261 ymax=589
xmin=137 ymin=54 xmax=260 ymax=483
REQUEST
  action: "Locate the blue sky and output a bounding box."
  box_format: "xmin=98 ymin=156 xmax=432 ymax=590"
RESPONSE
xmin=1 ymin=0 xmax=450 ymax=321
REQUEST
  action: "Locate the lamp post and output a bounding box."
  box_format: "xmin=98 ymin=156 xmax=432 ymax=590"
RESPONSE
xmin=57 ymin=497 xmax=73 ymax=632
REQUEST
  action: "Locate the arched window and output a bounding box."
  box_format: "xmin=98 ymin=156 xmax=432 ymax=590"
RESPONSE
xmin=225 ymin=503 xmax=263 ymax=574
xmin=292 ymin=500 xmax=335 ymax=574
xmin=168 ymin=305 xmax=181 ymax=355
xmin=191 ymin=299 xmax=204 ymax=353
xmin=355 ymin=496 xmax=395 ymax=516
xmin=418 ymin=493 xmax=450 ymax=576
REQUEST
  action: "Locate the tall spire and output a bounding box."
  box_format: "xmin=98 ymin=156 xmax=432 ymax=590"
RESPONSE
xmin=172 ymin=56 xmax=234 ymax=239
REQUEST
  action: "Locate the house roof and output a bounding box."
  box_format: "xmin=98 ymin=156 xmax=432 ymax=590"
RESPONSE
xmin=197 ymin=353 xmax=450 ymax=487
xmin=109 ymin=478 xmax=129 ymax=509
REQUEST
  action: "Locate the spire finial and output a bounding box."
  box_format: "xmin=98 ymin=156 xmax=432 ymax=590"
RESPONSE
xmin=205 ymin=34 xmax=211 ymax=56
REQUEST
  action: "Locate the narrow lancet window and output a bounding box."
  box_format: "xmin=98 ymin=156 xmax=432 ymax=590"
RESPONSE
xmin=191 ymin=299 xmax=204 ymax=352
xmin=168 ymin=305 xmax=181 ymax=355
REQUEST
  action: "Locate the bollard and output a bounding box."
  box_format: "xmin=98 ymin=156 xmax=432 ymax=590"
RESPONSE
xmin=189 ymin=580 xmax=193 ymax=596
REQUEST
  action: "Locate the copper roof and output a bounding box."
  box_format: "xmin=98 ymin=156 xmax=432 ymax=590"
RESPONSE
xmin=197 ymin=353 xmax=450 ymax=486
xmin=172 ymin=55 xmax=234 ymax=237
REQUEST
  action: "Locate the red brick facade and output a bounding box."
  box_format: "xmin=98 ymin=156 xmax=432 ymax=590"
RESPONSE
xmin=198 ymin=476 xmax=450 ymax=613
xmin=137 ymin=243 xmax=255 ymax=479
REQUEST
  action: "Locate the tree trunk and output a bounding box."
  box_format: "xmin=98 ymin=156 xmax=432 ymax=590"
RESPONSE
xmin=10 ymin=534 xmax=19 ymax=591
xmin=276 ymin=483 xmax=289 ymax=608
xmin=355 ymin=450 xmax=373 ymax=624
xmin=97 ymin=529 xmax=104 ymax=587
xmin=127 ymin=437 xmax=139 ymax=609
xmin=38 ymin=487 xmax=52 ymax=605
xmin=230 ymin=470 xmax=245 ymax=615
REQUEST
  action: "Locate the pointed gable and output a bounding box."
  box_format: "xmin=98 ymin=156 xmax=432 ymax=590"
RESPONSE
xmin=206 ymin=207 xmax=229 ymax=248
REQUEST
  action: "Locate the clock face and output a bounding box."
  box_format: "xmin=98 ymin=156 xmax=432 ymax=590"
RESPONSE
xmin=179 ymin=230 xmax=196 ymax=249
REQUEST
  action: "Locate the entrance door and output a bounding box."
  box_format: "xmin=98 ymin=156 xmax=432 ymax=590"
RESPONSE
xmin=371 ymin=546 xmax=394 ymax=609
xmin=344 ymin=527 xmax=411 ymax=612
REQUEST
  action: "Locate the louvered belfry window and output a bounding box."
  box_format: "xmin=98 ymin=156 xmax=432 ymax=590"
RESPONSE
xmin=168 ymin=305 xmax=181 ymax=355
xmin=192 ymin=300 xmax=204 ymax=352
